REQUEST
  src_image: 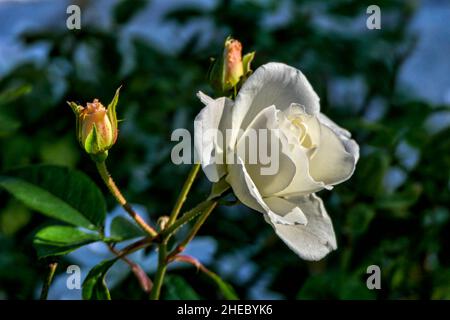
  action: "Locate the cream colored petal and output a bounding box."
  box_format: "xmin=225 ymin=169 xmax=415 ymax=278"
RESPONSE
xmin=264 ymin=197 xmax=308 ymax=225
xmin=264 ymin=194 xmax=337 ymax=261
xmin=194 ymin=93 xmax=233 ymax=182
xmin=273 ymin=111 xmax=325 ymax=197
xmin=281 ymin=103 xmax=321 ymax=156
xmin=226 ymin=157 xmax=267 ymax=213
xmin=272 ymin=142 xmax=326 ymax=197
xmin=197 ymin=91 xmax=215 ymax=106
xmin=308 ymin=118 xmax=359 ymax=186
xmin=226 ymin=157 xmax=307 ymax=226
xmin=235 ymin=105 xmax=296 ymax=196
xmin=317 ymin=112 xmax=351 ymax=138
xmin=229 ymin=63 xmax=320 ymax=148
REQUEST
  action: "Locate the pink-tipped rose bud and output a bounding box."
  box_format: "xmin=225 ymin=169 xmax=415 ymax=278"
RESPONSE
xmin=208 ymin=36 xmax=255 ymax=95
xmin=224 ymin=38 xmax=244 ymax=89
xmin=68 ymin=87 xmax=120 ymax=161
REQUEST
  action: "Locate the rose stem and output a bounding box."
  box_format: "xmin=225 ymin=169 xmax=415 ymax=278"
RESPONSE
xmin=108 ymin=244 xmax=153 ymax=293
xmin=39 ymin=262 xmax=58 ymax=300
xmin=167 ymin=163 xmax=201 ymax=225
xmin=166 ymin=201 xmax=217 ymax=261
xmin=96 ymin=161 xmax=158 ymax=238
xmin=150 ymin=163 xmax=201 ymax=300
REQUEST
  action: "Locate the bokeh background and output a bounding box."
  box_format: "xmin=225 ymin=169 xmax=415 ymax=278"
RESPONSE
xmin=0 ymin=0 xmax=449 ymax=300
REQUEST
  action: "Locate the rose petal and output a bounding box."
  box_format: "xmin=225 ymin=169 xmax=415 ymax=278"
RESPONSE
xmin=317 ymin=113 xmax=351 ymax=138
xmin=235 ymin=105 xmax=296 ymax=196
xmin=226 ymin=157 xmax=307 ymax=226
xmin=264 ymin=193 xmax=337 ymax=261
xmin=226 ymin=156 xmax=267 ymax=213
xmin=194 ymin=92 xmax=233 ymax=182
xmin=272 ymin=118 xmax=324 ymax=197
xmin=308 ymin=117 xmax=359 ymax=186
xmin=229 ymin=63 xmax=320 ymax=148
xmin=264 ymin=197 xmax=308 ymax=225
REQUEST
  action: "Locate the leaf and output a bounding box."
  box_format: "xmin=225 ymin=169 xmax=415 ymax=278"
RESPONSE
xmin=108 ymin=216 xmax=145 ymax=242
xmin=0 ymin=165 xmax=106 ymax=230
xmin=377 ymin=184 xmax=422 ymax=212
xmin=209 ymin=177 xmax=231 ymax=200
xmin=163 ymin=275 xmax=200 ymax=300
xmin=0 ymin=84 xmax=32 ymax=106
xmin=82 ymin=258 xmax=118 ymax=300
xmin=33 ymin=225 xmax=101 ymax=258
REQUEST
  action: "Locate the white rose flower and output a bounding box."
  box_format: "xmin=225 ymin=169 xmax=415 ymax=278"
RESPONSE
xmin=194 ymin=62 xmax=359 ymax=261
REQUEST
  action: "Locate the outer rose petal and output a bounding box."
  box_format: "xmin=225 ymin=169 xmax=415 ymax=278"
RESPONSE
xmin=194 ymin=92 xmax=233 ymax=182
xmin=226 ymin=157 xmax=307 ymax=226
xmin=264 ymin=193 xmax=337 ymax=261
xmin=229 ymin=62 xmax=320 ymax=148
xmin=308 ymin=115 xmax=359 ymax=186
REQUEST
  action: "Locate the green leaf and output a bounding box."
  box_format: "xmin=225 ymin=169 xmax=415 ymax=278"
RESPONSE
xmin=0 ymin=84 xmax=32 ymax=106
xmin=201 ymin=268 xmax=239 ymax=300
xmin=377 ymin=184 xmax=422 ymax=212
xmin=0 ymin=165 xmax=106 ymax=230
xmin=163 ymin=275 xmax=201 ymax=300
xmin=209 ymin=177 xmax=231 ymax=200
xmin=33 ymin=225 xmax=101 ymax=258
xmin=108 ymin=216 xmax=145 ymax=242
xmin=82 ymin=258 xmax=118 ymax=300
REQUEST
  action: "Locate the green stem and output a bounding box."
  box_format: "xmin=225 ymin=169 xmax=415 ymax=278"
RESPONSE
xmin=96 ymin=161 xmax=158 ymax=237
xmin=168 ymin=163 xmax=201 ymax=225
xmin=167 ymin=201 xmax=217 ymax=261
xmin=149 ymin=240 xmax=168 ymax=300
xmin=162 ymin=199 xmax=213 ymax=238
xmin=40 ymin=262 xmax=58 ymax=300
xmin=148 ymin=163 xmax=204 ymax=300
xmin=150 ymin=199 xmax=217 ymax=299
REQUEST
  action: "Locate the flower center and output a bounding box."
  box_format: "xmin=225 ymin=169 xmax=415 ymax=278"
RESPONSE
xmin=289 ymin=116 xmax=314 ymax=149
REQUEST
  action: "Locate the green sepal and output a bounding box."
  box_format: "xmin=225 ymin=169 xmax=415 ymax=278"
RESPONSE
xmin=242 ymin=51 xmax=255 ymax=76
xmin=107 ymin=86 xmax=121 ymax=141
xmin=90 ymin=151 xmax=108 ymax=163
xmin=209 ymin=177 xmax=231 ymax=200
xmin=67 ymin=101 xmax=83 ymax=145
xmin=84 ymin=123 xmax=101 ymax=154
xmin=67 ymin=101 xmax=83 ymax=115
xmin=208 ymin=54 xmax=226 ymax=95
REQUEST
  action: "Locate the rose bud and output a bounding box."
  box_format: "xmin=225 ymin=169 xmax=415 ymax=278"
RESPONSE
xmin=67 ymin=87 xmax=120 ymax=161
xmin=208 ymin=37 xmax=255 ymax=95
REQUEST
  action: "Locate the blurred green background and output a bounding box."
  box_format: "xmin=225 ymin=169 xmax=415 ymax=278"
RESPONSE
xmin=0 ymin=0 xmax=449 ymax=299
